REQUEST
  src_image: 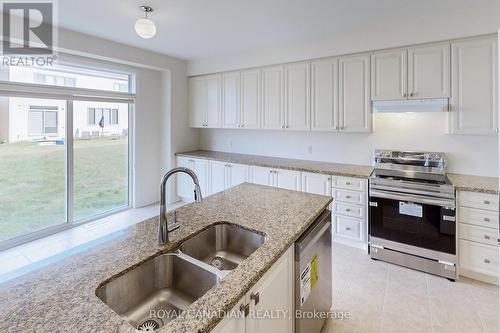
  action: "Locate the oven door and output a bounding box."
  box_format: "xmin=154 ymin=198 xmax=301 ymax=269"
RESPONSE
xmin=369 ymin=189 xmax=456 ymax=255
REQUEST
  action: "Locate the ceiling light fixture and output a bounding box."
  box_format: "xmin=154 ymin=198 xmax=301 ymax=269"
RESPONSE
xmin=135 ymin=6 xmax=156 ymax=39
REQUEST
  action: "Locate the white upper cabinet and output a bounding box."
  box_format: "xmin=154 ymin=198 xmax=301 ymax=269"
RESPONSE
xmin=450 ymin=36 xmax=498 ymax=135
xmin=205 ymin=74 xmax=222 ymax=127
xmin=371 ymin=48 xmax=407 ymax=101
xmin=311 ymin=57 xmax=339 ymax=131
xmin=339 ymin=53 xmax=371 ymax=133
xmin=188 ymin=75 xmax=221 ymax=128
xmin=262 ymin=65 xmax=285 ymax=130
xmin=240 ymin=68 xmax=262 ymax=129
xmin=188 ymin=76 xmax=205 ymax=128
xmin=285 ymin=61 xmax=311 ymax=131
xmin=408 ymin=43 xmax=450 ymax=99
xmin=222 ymin=72 xmax=240 ymax=128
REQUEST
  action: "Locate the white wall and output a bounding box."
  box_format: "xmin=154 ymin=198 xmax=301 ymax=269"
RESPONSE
xmin=200 ymin=113 xmax=498 ymax=177
xmin=188 ymin=5 xmax=500 ymax=75
xmin=55 ymin=28 xmax=199 ymax=207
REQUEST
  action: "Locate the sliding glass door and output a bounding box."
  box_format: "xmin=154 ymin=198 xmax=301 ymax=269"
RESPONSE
xmin=0 ymin=61 xmax=134 ymax=247
xmin=72 ymin=101 xmax=129 ymax=221
xmin=0 ymin=97 xmax=67 ymax=242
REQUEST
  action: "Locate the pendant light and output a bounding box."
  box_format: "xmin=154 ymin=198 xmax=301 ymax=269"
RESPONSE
xmin=135 ymin=6 xmax=156 ymax=39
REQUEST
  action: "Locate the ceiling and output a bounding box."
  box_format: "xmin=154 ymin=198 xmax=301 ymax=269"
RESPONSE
xmin=57 ymin=0 xmax=498 ymax=61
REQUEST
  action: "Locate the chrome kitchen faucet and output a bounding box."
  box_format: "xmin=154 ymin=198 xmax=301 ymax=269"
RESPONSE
xmin=158 ymin=167 xmax=203 ymax=245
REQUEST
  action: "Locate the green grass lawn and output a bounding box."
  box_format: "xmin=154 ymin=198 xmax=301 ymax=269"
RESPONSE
xmin=0 ymin=137 xmax=128 ymax=242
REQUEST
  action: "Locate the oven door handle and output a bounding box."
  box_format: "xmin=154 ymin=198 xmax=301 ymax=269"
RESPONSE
xmin=370 ymin=189 xmax=455 ymax=209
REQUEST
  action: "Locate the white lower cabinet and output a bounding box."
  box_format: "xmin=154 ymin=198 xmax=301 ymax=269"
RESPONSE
xmin=458 ymin=190 xmax=499 ymax=285
xmin=176 ymin=156 xmax=209 ymax=201
xmin=210 ymin=161 xmax=251 ymax=195
xmin=250 ymin=166 xmax=274 ymax=186
xmin=275 ymin=169 xmax=301 ymax=191
xmin=331 ymin=176 xmax=368 ymax=249
xmin=212 ymin=246 xmax=294 ymax=333
xmin=301 ymin=172 xmax=332 ymax=196
xmin=249 ymin=166 xmax=301 ymax=191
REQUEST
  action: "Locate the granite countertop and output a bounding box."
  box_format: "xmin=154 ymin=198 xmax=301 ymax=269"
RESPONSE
xmin=176 ymin=150 xmax=499 ymax=195
xmin=0 ymin=183 xmax=332 ymax=333
xmin=176 ymin=150 xmax=374 ymax=178
xmin=447 ymin=173 xmax=499 ymax=195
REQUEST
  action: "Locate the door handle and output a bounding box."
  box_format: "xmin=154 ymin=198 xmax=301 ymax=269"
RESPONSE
xmin=250 ymin=292 xmax=260 ymax=305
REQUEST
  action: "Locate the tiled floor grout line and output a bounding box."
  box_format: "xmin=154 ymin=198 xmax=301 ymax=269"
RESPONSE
xmin=377 ymin=262 xmax=389 ymax=333
xmin=469 ymin=282 xmax=487 ymax=332
xmin=425 ymin=273 xmax=435 ymax=333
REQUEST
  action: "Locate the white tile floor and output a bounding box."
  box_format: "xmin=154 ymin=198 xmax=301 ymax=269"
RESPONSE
xmin=0 ymin=201 xmax=186 ymax=279
xmin=322 ymin=243 xmax=500 ymax=333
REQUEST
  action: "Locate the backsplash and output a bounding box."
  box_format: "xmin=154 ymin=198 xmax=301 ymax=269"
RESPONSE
xmin=199 ymin=113 xmax=498 ymax=177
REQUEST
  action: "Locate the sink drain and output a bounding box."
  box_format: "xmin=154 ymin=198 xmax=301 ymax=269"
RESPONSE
xmin=137 ymin=318 xmax=161 ymax=331
xmin=210 ymin=256 xmax=225 ymax=270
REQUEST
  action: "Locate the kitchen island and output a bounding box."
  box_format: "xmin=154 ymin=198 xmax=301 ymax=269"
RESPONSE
xmin=0 ymin=183 xmax=332 ymax=333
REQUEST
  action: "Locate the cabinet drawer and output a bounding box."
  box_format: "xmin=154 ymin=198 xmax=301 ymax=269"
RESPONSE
xmin=459 ymin=191 xmax=499 ymax=212
xmin=334 ymin=215 xmax=363 ymax=241
xmin=333 ymin=201 xmax=365 ymax=218
xmin=459 ymin=239 xmax=499 ymax=277
xmin=333 ymin=188 xmax=365 ymax=205
xmin=458 ymin=207 xmax=499 ymax=230
xmin=333 ymin=176 xmax=366 ymax=191
xmin=459 ymin=223 xmax=499 ymax=246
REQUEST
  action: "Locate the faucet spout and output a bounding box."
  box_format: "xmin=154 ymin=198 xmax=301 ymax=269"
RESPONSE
xmin=158 ymin=167 xmax=203 ymax=245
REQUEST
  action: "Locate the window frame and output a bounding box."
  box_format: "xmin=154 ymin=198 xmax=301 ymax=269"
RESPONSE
xmin=0 ymin=61 xmax=136 ymax=251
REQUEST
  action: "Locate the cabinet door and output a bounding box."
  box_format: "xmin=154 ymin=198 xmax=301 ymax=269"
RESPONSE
xmin=222 ymin=72 xmax=240 ymax=128
xmin=275 ymin=168 xmax=301 ymax=191
xmin=371 ymin=48 xmax=407 ymax=100
xmin=450 ymin=36 xmax=498 ymax=135
xmin=210 ymin=161 xmax=228 ymax=195
xmin=408 ymin=43 xmax=450 ymax=99
xmin=311 ymin=57 xmax=339 ymax=132
xmin=250 ymin=166 xmax=273 ymax=186
xmin=206 ymin=74 xmax=222 ymax=128
xmin=262 ymin=65 xmax=285 ymax=130
xmin=246 ymin=246 xmax=293 ymax=333
xmin=188 ymin=76 xmax=205 ymax=128
xmin=241 ymin=68 xmax=261 ymax=129
xmin=212 ymin=299 xmax=246 ymax=333
xmin=192 ymin=159 xmax=210 ymax=198
xmin=301 ymin=172 xmax=332 ymax=196
xmin=176 ymin=156 xmax=194 ymax=200
xmin=339 ymin=54 xmax=371 ymax=133
xmin=227 ymin=163 xmax=250 ymax=188
xmin=285 ymin=61 xmax=311 ymax=131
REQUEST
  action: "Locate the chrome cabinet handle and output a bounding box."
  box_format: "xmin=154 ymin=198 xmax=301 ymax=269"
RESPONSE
xmin=346 ymin=227 xmax=351 ymax=231
xmin=345 ymin=208 xmax=351 ymax=212
xmin=484 ymin=200 xmax=490 ymax=205
xmin=484 ymin=259 xmax=491 ymax=264
xmin=346 ymin=195 xmax=351 ymax=199
xmin=250 ymin=292 xmax=260 ymax=305
xmin=240 ymin=303 xmax=250 ymax=317
xmin=409 ymin=92 xmax=415 ymax=97
xmin=484 ymin=235 xmax=491 ymax=240
xmin=484 ymin=217 xmax=490 ymax=222
xmin=346 ymin=182 xmax=351 ymax=185
xmin=403 ymin=93 xmax=407 ymax=98
xmin=286 ymin=125 xmax=289 ymax=129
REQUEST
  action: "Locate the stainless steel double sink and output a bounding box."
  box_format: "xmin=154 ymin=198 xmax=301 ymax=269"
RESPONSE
xmin=96 ymin=223 xmax=266 ymax=331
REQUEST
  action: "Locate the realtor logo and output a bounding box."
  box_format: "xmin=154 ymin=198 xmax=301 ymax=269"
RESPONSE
xmin=2 ymin=0 xmax=57 ymax=56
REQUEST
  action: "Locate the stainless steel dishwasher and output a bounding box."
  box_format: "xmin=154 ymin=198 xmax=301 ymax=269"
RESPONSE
xmin=295 ymin=209 xmax=332 ymax=333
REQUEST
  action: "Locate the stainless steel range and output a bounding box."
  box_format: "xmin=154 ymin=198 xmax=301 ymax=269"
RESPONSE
xmin=368 ymin=150 xmax=457 ymax=281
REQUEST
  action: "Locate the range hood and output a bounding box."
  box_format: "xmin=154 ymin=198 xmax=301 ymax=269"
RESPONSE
xmin=372 ymin=98 xmax=449 ymax=113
